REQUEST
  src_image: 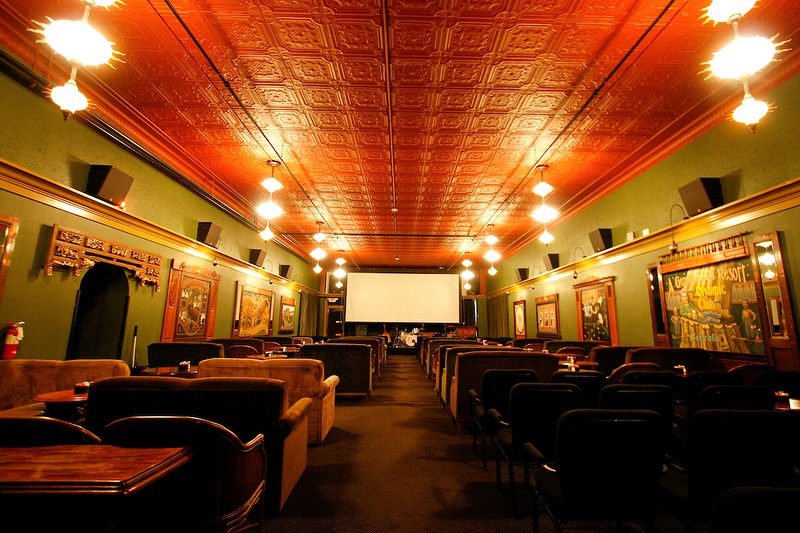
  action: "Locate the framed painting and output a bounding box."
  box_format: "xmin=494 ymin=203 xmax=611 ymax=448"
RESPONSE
xmin=574 ymin=276 xmax=617 ymax=345
xmin=513 ymin=300 xmax=527 ymax=338
xmin=232 ymin=282 xmax=273 ymax=337
xmin=535 ymin=294 xmax=561 ymax=338
xmin=279 ymin=295 xmax=296 ymax=333
xmin=161 ymin=260 xmax=219 ymax=341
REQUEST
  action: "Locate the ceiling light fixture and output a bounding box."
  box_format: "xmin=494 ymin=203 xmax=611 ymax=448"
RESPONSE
xmin=703 ymin=1 xmax=788 ymax=132
xmin=483 ymin=224 xmax=501 ymax=275
xmin=313 ymin=221 xmax=326 ymax=243
xmin=35 ymin=0 xmax=122 ymax=117
xmin=333 ymin=252 xmax=347 ymax=279
xmin=256 ymin=160 xmax=284 ymax=220
xmin=461 ymin=256 xmax=475 ymax=281
xmin=259 ymin=222 xmax=274 ymax=241
xmin=313 ymin=263 xmax=323 ymax=274
xmin=531 ymin=164 xmax=558 ymax=223
xmin=310 ymin=247 xmax=327 ymax=261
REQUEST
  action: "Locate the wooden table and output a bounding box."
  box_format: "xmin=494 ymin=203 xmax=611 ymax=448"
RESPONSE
xmin=0 ymin=444 xmax=192 ymax=530
xmin=0 ymin=444 xmax=191 ymax=495
xmin=140 ymin=366 xmax=199 ymax=378
xmin=33 ymin=389 xmax=89 ymax=421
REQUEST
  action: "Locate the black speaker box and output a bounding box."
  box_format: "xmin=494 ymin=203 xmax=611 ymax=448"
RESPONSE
xmin=278 ymin=264 xmax=293 ymax=278
xmin=543 ymin=253 xmax=559 ymax=271
xmin=589 ymin=228 xmax=613 ymax=253
xmin=197 ymin=222 xmax=222 ymax=248
xmin=86 ymin=165 xmax=133 ymax=206
xmin=249 ymin=249 xmax=267 ymax=267
xmin=679 ymin=177 xmax=724 ymax=216
xmin=515 ymin=267 xmax=529 ymax=282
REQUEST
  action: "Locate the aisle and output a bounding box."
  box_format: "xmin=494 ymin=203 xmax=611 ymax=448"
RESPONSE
xmin=263 ymin=354 xmax=534 ymax=533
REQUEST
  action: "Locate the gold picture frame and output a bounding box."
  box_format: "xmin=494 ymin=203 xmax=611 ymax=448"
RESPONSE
xmin=232 ymin=282 xmax=273 ymax=337
xmin=513 ymin=300 xmax=527 ymax=338
xmin=279 ymin=295 xmax=296 ymax=333
xmin=574 ymin=276 xmax=617 ymax=344
xmin=161 ymin=260 xmax=219 ymax=341
xmin=535 ymin=294 xmax=561 ymax=338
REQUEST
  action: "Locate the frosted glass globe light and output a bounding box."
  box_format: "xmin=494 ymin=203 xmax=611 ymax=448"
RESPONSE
xmin=44 ymin=19 xmax=114 ymax=66
xmin=710 ymin=35 xmax=775 ymax=79
xmin=256 ymin=200 xmax=283 ymax=219
xmin=259 ymin=226 xmax=274 ymax=240
xmin=310 ymin=247 xmax=327 ymax=261
xmin=732 ymin=94 xmax=768 ymax=127
xmin=539 ymin=228 xmax=554 ymax=244
xmin=484 ymin=249 xmax=501 ymax=263
xmin=51 ymin=78 xmax=88 ymax=113
xmin=532 ymin=203 xmax=558 ymax=224
xmin=488 ymin=265 xmax=497 ymax=276
xmin=533 ymin=181 xmax=553 ymax=197
xmin=262 ymin=177 xmax=282 ymax=193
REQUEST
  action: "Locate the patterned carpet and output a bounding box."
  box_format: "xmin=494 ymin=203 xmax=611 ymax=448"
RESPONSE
xmin=262 ymin=355 xmax=697 ymax=533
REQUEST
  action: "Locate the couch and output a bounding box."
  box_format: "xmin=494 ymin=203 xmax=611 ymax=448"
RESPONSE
xmin=439 ymin=345 xmax=524 ymax=408
xmin=326 ymin=336 xmax=386 ymax=380
xmin=0 ymin=358 xmax=130 ymax=415
xmin=589 ymin=345 xmax=647 ymax=376
xmin=83 ymin=375 xmax=311 ymax=515
xmin=146 ymin=341 xmax=224 ymax=366
xmin=449 ymin=351 xmax=559 ymax=436
xmin=426 ymin=338 xmax=481 ymax=380
xmin=542 ymin=339 xmax=604 ymax=355
xmin=299 ymin=343 xmax=373 ymax=398
xmin=625 ymin=347 xmax=711 ymax=374
xmin=197 ymin=357 xmax=339 ymax=445
xmin=208 ymin=337 xmax=266 ymax=356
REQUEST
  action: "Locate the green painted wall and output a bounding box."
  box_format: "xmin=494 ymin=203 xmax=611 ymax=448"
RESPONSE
xmin=0 ymin=71 xmax=314 ymax=361
xmin=488 ymin=72 xmax=800 ymax=344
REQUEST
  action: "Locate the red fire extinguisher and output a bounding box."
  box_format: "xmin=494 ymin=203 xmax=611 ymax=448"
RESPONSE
xmin=2 ymin=322 xmax=24 ymax=359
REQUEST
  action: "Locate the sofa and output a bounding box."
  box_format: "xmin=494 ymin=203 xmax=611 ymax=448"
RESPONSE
xmin=426 ymin=338 xmax=481 ymax=380
xmin=299 ymin=343 xmax=373 ymax=398
xmin=589 ymin=345 xmax=647 ymax=376
xmin=146 ymin=341 xmax=224 ymax=366
xmin=208 ymin=337 xmax=266 ymax=356
xmin=542 ymin=339 xmax=604 ymax=355
xmin=326 ymin=336 xmax=386 ymax=380
xmin=197 ymin=357 xmax=339 ymax=445
xmin=625 ymin=347 xmax=711 ymax=374
xmin=449 ymin=351 xmax=559 ymax=436
xmin=82 ymin=375 xmax=311 ymax=515
xmin=0 ymin=358 xmax=130 ymax=415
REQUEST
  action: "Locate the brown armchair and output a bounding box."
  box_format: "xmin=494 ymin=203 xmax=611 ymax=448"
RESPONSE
xmin=102 ymin=415 xmax=266 ymax=533
xmin=0 ymin=416 xmax=101 ymax=445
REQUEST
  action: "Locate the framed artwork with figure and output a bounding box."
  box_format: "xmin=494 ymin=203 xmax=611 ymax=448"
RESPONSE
xmin=161 ymin=260 xmax=219 ymax=341
xmin=232 ymin=282 xmax=273 ymax=337
xmin=279 ymin=296 xmax=296 ymax=333
xmin=535 ymin=294 xmax=561 ymax=338
xmin=574 ymin=276 xmax=617 ymax=345
xmin=513 ymin=300 xmax=527 ymax=338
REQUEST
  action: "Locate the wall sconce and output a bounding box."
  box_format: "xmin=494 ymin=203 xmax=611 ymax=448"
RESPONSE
xmin=572 ymin=247 xmax=585 ymax=279
xmin=669 ymin=204 xmax=688 ymax=254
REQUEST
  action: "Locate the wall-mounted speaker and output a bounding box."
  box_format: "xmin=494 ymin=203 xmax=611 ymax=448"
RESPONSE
xmin=278 ymin=264 xmax=293 ymax=278
xmin=679 ymin=177 xmax=723 ymax=216
xmin=196 ymin=222 xmax=222 ymax=248
xmin=249 ymin=249 xmax=267 ymax=267
xmin=86 ymin=165 xmax=133 ymax=206
xmin=589 ymin=228 xmax=613 ymax=253
xmin=543 ymin=253 xmax=559 ymax=271
xmin=515 ymin=267 xmax=529 ymax=282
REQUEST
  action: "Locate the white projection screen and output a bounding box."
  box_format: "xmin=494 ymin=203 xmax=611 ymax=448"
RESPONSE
xmin=344 ymin=272 xmax=461 ymax=323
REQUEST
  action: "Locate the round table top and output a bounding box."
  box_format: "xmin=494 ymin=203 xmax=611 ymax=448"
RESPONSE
xmin=33 ymin=389 xmax=89 ymax=404
xmin=139 ymin=366 xmax=199 ymax=378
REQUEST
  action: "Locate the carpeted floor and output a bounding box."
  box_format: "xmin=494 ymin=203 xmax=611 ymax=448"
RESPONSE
xmin=262 ymin=355 xmax=698 ymax=533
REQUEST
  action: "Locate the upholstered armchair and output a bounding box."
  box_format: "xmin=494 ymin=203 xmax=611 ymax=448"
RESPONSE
xmin=83 ymin=376 xmax=311 ymax=515
xmin=102 ymin=415 xmax=266 ymax=533
xmin=299 ymin=343 xmax=372 ymax=397
xmin=198 ymin=357 xmax=339 ymax=445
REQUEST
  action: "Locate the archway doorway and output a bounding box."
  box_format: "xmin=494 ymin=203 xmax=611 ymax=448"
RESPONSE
xmin=66 ymin=263 xmax=129 ymax=359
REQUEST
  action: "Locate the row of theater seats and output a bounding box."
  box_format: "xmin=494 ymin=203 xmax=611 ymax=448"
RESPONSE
xmin=464 ymin=360 xmax=800 ymax=531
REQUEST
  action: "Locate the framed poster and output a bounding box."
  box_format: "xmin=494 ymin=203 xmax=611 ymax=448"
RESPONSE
xmin=574 ymin=276 xmax=617 ymax=345
xmin=513 ymin=300 xmax=527 ymax=338
xmin=535 ymin=294 xmax=561 ymax=338
xmin=232 ymin=282 xmax=273 ymax=337
xmin=161 ymin=260 xmax=219 ymax=341
xmin=279 ymin=295 xmax=296 ymax=333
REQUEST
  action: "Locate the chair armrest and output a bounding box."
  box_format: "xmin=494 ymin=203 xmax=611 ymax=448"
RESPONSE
xmin=276 ymin=397 xmax=312 ymax=439
xmin=318 ymin=375 xmax=341 ymax=398
xmin=521 ymin=442 xmax=546 ymax=465
xmin=468 ymin=389 xmax=482 ymax=415
xmin=488 ymin=407 xmax=508 ymax=428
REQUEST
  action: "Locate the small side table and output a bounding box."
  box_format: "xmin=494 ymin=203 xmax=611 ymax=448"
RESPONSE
xmin=32 ymin=389 xmax=89 ymax=421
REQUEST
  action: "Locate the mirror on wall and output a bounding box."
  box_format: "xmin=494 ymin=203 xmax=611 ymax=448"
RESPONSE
xmin=0 ymin=213 xmax=20 ymax=309
xmin=752 ymin=232 xmax=799 ymax=369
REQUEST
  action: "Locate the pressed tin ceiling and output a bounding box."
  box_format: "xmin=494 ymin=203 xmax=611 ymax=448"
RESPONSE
xmin=1 ymin=0 xmax=799 ymax=272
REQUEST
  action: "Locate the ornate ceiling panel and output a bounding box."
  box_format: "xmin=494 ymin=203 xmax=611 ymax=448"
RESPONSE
xmin=1 ymin=0 xmax=799 ymax=273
